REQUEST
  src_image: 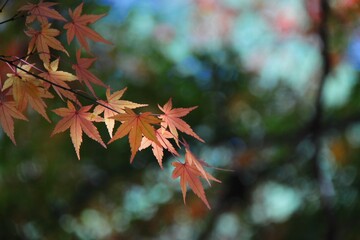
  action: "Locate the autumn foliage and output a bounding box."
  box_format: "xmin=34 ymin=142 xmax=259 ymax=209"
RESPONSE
xmin=0 ymin=1 xmax=220 ymax=208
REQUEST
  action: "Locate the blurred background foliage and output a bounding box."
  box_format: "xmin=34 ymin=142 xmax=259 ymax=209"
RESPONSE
xmin=1 ymin=0 xmax=360 ymax=239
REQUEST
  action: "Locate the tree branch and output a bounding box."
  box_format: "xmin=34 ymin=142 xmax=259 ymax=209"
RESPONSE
xmin=310 ymin=1 xmax=337 ymax=239
xmin=0 ymin=57 xmax=121 ymax=114
xmin=0 ymin=0 xmax=9 ymax=13
xmin=197 ymin=1 xmax=342 ymax=239
xmin=0 ymin=12 xmax=25 ymax=25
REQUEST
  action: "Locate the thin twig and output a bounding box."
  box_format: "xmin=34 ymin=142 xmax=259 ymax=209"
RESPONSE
xmin=0 ymin=12 xmax=25 ymax=25
xmin=0 ymin=52 xmax=36 ymax=62
xmin=0 ymin=0 xmax=9 ymax=12
xmin=0 ymin=57 xmax=121 ymax=114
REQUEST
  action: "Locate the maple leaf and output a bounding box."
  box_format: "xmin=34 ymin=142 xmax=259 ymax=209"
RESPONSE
xmin=25 ymin=23 xmax=69 ymax=64
xmin=94 ymin=88 xmax=147 ymax=137
xmin=139 ymin=129 xmax=179 ymax=168
xmin=109 ymin=108 xmax=161 ymax=163
xmin=172 ymin=162 xmax=212 ymax=209
xmin=39 ymin=58 xmax=77 ymax=102
xmin=0 ymin=79 xmax=28 ymax=144
xmin=72 ymin=50 xmax=106 ymax=96
xmin=159 ymin=98 xmax=204 ymax=144
xmin=51 ymin=101 xmax=106 ymax=160
xmin=64 ymin=3 xmax=112 ymax=51
xmin=172 ymin=144 xmax=221 ymax=209
xmin=185 ymin=148 xmax=221 ymax=185
xmin=3 ymin=63 xmax=53 ymax=122
xmin=18 ymin=0 xmax=66 ymax=24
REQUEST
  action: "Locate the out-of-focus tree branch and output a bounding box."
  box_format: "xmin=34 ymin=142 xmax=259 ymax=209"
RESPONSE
xmin=197 ymin=1 xmax=342 ymax=239
xmin=310 ymin=1 xmax=337 ymax=240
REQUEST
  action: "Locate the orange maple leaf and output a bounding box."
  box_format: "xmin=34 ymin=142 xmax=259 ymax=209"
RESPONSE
xmin=25 ymin=23 xmax=69 ymax=64
xmin=18 ymin=0 xmax=66 ymax=24
xmin=172 ymin=144 xmax=221 ymax=209
xmin=64 ymin=3 xmax=112 ymax=51
xmin=172 ymin=162 xmax=212 ymax=209
xmin=109 ymin=108 xmax=161 ymax=163
xmin=3 ymin=63 xmax=53 ymax=122
xmin=139 ymin=128 xmax=179 ymax=168
xmin=39 ymin=58 xmax=77 ymax=101
xmin=51 ymin=101 xmax=106 ymax=160
xmin=94 ymin=88 xmax=147 ymax=137
xmin=0 ymin=79 xmax=28 ymax=144
xmin=185 ymin=148 xmax=221 ymax=185
xmin=159 ymin=98 xmax=204 ymax=144
xmin=72 ymin=50 xmax=106 ymax=96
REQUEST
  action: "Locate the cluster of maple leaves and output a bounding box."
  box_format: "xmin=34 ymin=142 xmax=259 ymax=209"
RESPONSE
xmin=0 ymin=1 xmax=220 ymax=209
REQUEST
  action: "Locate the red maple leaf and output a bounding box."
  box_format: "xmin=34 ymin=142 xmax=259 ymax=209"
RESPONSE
xmin=0 ymin=79 xmax=28 ymax=144
xmin=172 ymin=147 xmax=221 ymax=209
xmin=159 ymin=98 xmax=204 ymax=144
xmin=3 ymin=63 xmax=53 ymax=122
xmin=52 ymin=101 xmax=106 ymax=159
xmin=94 ymin=87 xmax=147 ymax=137
xmin=172 ymin=162 xmax=212 ymax=209
xmin=25 ymin=23 xmax=69 ymax=64
xmin=72 ymin=50 xmax=106 ymax=96
xmin=139 ymin=128 xmax=179 ymax=168
xmin=39 ymin=58 xmax=77 ymax=102
xmin=18 ymin=0 xmax=66 ymax=24
xmin=109 ymin=108 xmax=161 ymax=163
xmin=64 ymin=3 xmax=112 ymax=51
xmin=185 ymin=147 xmax=220 ymax=185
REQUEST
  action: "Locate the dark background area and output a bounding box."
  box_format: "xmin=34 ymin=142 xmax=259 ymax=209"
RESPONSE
xmin=1 ymin=0 xmax=360 ymax=239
